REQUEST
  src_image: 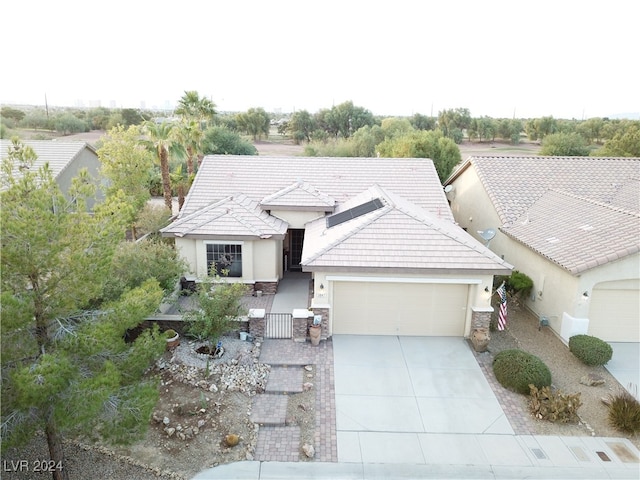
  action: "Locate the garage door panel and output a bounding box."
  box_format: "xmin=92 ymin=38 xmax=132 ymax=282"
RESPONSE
xmin=589 ymin=283 xmax=640 ymax=342
xmin=333 ymin=282 xmax=467 ymax=336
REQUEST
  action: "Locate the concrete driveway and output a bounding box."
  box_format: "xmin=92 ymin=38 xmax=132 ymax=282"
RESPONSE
xmin=333 ymin=335 xmax=513 ymax=463
xmin=607 ymin=342 xmax=640 ymax=400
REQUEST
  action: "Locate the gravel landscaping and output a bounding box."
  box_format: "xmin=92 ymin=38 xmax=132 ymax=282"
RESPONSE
xmin=4 ymin=304 xmax=638 ymax=479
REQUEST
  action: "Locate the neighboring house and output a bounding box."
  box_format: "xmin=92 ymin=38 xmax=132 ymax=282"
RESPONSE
xmin=161 ymin=155 xmax=512 ymax=338
xmin=444 ymin=156 xmax=640 ymax=343
xmin=0 ymin=139 xmax=103 ymax=209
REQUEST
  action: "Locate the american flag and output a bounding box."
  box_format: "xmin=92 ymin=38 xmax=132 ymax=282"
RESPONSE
xmin=496 ymin=282 xmax=508 ymax=331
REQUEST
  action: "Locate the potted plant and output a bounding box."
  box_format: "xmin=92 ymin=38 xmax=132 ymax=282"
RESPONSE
xmin=309 ymin=317 xmax=322 ymax=346
xmin=165 ymin=329 xmax=180 ymax=349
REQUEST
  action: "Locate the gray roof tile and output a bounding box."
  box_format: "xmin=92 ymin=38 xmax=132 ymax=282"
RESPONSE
xmin=302 ymin=185 xmax=512 ymax=273
xmin=161 ymin=194 xmax=288 ymax=239
xmin=0 ymin=139 xmax=94 ymax=180
xmin=453 ymin=155 xmax=640 ymax=225
xmin=260 ymin=180 xmax=336 ymax=210
xmin=501 ymin=189 xmax=640 ymax=274
xmin=180 ymin=155 xmax=453 ymax=222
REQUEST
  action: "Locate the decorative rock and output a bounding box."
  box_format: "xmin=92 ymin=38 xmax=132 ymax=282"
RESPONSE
xmin=302 ymin=444 xmax=315 ymax=458
xmin=163 ymin=416 xmax=170 ymax=425
xmin=471 ymin=328 xmax=490 ymax=352
xmin=225 ymin=434 xmax=240 ymax=447
xmin=198 ymin=419 xmax=206 ymax=428
xmin=580 ymin=374 xmax=605 ymax=386
xmin=303 ymin=382 xmax=313 ymax=391
xmin=165 ymin=427 xmax=176 ymax=437
xmin=209 ymin=384 xmax=218 ymax=393
xmin=304 ymin=365 xmax=313 ymax=372
xmin=178 ymin=432 xmax=186 ymax=440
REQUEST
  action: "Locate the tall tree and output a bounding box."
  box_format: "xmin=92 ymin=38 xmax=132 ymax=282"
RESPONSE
xmin=175 ymin=90 xmax=217 ymax=129
xmin=539 ymin=132 xmax=590 ymax=156
xmin=236 ymin=107 xmax=271 ymax=141
xmin=410 ymin=113 xmax=436 ymax=131
xmin=288 ymin=110 xmax=316 ymax=144
xmin=438 ymin=108 xmax=471 ymax=141
xmin=324 ymin=101 xmax=376 ymax=139
xmin=376 ymin=130 xmax=461 ymax=181
xmin=1 ymin=139 xmax=165 ymax=479
xmin=176 ymin=119 xmax=204 ymax=175
xmin=98 ymin=125 xmax=155 ymax=239
xmin=594 ymin=122 xmax=640 ymax=157
xmin=142 ymin=121 xmax=185 ymax=211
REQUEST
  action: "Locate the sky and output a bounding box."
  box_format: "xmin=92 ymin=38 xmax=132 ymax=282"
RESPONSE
xmin=2 ymin=0 xmax=639 ymax=119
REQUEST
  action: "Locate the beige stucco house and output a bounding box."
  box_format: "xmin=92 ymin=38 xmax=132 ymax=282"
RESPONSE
xmin=161 ymin=155 xmax=512 ymax=339
xmin=444 ymin=155 xmax=640 ymax=343
xmin=0 ymin=139 xmax=103 ymax=209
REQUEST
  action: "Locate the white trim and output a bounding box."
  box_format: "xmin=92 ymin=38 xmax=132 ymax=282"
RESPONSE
xmin=203 ymin=240 xmax=245 ymax=246
xmin=325 ymin=275 xmax=482 ymax=285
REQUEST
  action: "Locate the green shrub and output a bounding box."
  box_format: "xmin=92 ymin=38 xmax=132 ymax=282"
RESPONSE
xmin=493 ymin=349 xmax=552 ymax=394
xmin=529 ymin=385 xmax=582 ymax=423
xmin=164 ymin=329 xmax=177 ymax=338
xmin=606 ymin=387 xmax=640 ymax=434
xmin=183 ymin=278 xmax=248 ymax=343
xmin=494 ymin=270 xmax=533 ymax=298
xmin=568 ymin=335 xmax=613 ymax=366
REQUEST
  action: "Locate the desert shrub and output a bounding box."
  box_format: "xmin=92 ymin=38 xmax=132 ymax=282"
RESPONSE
xmin=183 ymin=278 xmax=248 ymax=343
xmin=569 ymin=334 xmax=613 ymax=366
xmin=529 ymin=385 xmax=582 ymax=423
xmin=493 ymin=349 xmax=552 ymax=394
xmin=494 ymin=270 xmax=534 ymax=301
xmin=606 ymin=387 xmax=640 ymax=434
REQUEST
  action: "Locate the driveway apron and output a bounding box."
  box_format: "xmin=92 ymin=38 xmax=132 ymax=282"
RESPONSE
xmin=333 ymin=335 xmax=513 ymax=463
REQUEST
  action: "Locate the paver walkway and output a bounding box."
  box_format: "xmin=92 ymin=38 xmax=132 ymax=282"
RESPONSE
xmin=252 ymin=339 xmax=337 ymax=463
xmin=264 ymin=366 xmax=303 ymax=393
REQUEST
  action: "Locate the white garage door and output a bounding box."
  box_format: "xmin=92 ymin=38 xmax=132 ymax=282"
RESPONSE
xmin=589 ymin=280 xmax=640 ymax=342
xmin=332 ymin=281 xmax=468 ymax=336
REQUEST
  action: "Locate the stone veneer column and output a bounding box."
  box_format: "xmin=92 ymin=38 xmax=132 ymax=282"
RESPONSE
xmin=248 ymin=308 xmax=265 ymax=340
xmin=310 ymin=307 xmax=330 ymax=339
xmin=292 ymin=309 xmax=314 ymax=342
xmin=470 ymin=306 xmax=493 ymax=352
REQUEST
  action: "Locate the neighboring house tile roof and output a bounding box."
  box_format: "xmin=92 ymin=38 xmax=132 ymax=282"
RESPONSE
xmin=0 ymin=139 xmax=95 ymax=180
xmin=502 ymin=189 xmax=640 ymax=275
xmin=260 ymin=180 xmax=336 ymax=210
xmin=302 ymin=185 xmax=513 ymax=273
xmin=160 ymin=194 xmax=288 ymax=239
xmin=180 ymin=155 xmax=454 ymax=222
xmin=447 ymin=156 xmax=640 ymax=225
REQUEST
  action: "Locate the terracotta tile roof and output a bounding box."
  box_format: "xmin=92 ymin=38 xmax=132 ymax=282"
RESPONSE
xmin=302 ymin=185 xmax=513 ymax=273
xmin=502 ymin=189 xmax=640 ymax=275
xmin=180 ymin=155 xmax=453 ymax=222
xmin=260 ymin=180 xmax=336 ymax=210
xmin=160 ymin=194 xmax=288 ymax=239
xmin=452 ymin=156 xmax=640 ymax=225
xmin=0 ymin=139 xmax=94 ymax=180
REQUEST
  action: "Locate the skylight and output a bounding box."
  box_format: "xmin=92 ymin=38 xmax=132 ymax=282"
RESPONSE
xmin=326 ymin=198 xmax=384 ymax=228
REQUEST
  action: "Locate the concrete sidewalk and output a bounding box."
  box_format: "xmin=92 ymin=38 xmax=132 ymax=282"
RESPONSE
xmin=192 ymin=432 xmax=640 ymax=478
xmin=270 ymin=272 xmax=311 ymax=313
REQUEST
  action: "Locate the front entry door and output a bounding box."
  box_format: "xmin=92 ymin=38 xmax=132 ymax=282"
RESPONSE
xmin=288 ymin=229 xmax=304 ymax=271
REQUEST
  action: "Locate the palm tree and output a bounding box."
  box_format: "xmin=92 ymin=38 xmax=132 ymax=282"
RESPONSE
xmin=176 ymin=120 xmax=203 ymax=175
xmin=142 ymin=121 xmax=185 ymax=211
xmin=170 ymin=163 xmax=193 ymax=211
xmin=175 ymin=91 xmax=217 ymax=129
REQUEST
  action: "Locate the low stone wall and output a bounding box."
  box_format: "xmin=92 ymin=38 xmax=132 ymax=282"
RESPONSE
xmin=127 ymin=315 xmax=249 ymax=342
xmin=252 ymin=281 xmax=278 ymax=295
xmin=248 ymin=309 xmax=266 ymax=340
